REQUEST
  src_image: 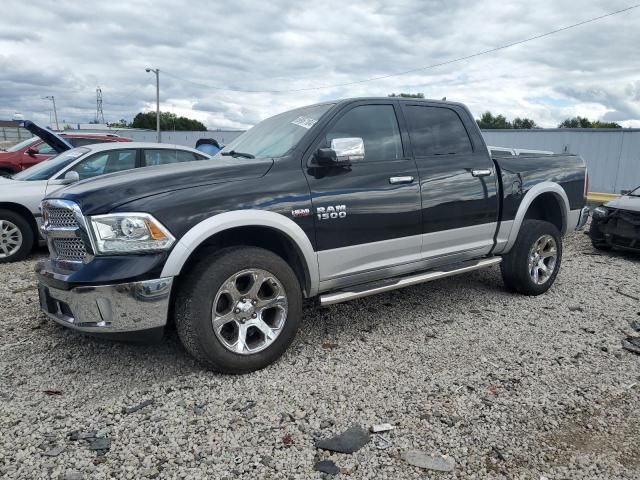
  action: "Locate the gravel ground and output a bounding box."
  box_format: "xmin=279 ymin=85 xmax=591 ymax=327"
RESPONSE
xmin=0 ymin=230 xmax=639 ymax=479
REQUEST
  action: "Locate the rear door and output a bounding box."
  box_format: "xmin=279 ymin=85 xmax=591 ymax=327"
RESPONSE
xmin=400 ymin=102 xmax=499 ymax=261
xmin=304 ymin=100 xmax=422 ymax=286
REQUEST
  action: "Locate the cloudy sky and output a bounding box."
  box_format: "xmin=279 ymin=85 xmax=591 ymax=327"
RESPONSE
xmin=1 ymin=0 xmax=639 ymax=129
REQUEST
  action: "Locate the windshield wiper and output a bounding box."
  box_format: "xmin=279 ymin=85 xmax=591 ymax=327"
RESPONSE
xmin=221 ymin=150 xmax=255 ymax=159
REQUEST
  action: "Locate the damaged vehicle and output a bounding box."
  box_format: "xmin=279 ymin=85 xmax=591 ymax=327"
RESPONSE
xmin=590 ymin=186 xmax=640 ymax=252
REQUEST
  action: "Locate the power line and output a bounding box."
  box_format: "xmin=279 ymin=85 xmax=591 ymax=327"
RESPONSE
xmin=163 ymin=3 xmax=640 ymax=94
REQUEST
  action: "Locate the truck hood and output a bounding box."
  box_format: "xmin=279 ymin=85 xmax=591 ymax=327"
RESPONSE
xmin=51 ymin=157 xmax=274 ymax=215
xmin=606 ymin=194 xmax=640 ymax=213
xmin=20 ymin=120 xmax=73 ymax=153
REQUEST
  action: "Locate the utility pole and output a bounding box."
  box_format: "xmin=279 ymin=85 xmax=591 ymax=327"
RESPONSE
xmin=96 ymin=87 xmax=105 ymax=124
xmin=145 ymin=68 xmax=161 ymax=142
xmin=44 ymin=96 xmax=60 ymax=130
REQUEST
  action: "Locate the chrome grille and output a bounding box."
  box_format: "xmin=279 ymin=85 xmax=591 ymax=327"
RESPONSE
xmin=52 ymin=238 xmax=87 ymax=262
xmin=46 ymin=207 xmax=79 ymax=228
xmin=41 ymin=200 xmax=90 ymax=263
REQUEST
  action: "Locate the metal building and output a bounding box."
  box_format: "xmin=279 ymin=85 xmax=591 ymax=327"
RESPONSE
xmin=481 ymin=129 xmax=640 ymax=193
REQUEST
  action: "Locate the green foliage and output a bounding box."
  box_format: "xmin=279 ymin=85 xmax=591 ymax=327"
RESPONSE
xmin=558 ymin=116 xmax=621 ymax=128
xmin=476 ymin=111 xmax=538 ymax=129
xmin=388 ymin=93 xmax=425 ymax=98
xmin=109 ymin=119 xmax=129 ymax=128
xmin=130 ymin=111 xmax=207 ymax=131
xmin=512 ymin=117 xmax=538 ymax=129
xmin=476 ymin=111 xmax=512 ymax=129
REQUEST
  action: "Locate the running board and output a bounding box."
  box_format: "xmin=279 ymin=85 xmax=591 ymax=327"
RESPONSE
xmin=319 ymin=257 xmax=502 ymax=306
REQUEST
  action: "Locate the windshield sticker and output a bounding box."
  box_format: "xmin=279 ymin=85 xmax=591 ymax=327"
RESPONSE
xmin=290 ymin=116 xmax=317 ymax=129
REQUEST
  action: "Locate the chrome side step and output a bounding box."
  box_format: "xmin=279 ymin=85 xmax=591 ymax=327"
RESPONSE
xmin=319 ymin=256 xmax=502 ymax=306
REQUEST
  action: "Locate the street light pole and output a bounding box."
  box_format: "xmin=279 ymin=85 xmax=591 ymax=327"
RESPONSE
xmin=44 ymin=95 xmax=60 ymax=131
xmin=145 ymin=68 xmax=161 ymax=142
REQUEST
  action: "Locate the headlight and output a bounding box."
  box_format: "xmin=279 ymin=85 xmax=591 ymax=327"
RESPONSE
xmin=592 ymin=206 xmax=608 ymax=218
xmin=89 ymin=213 xmax=175 ymax=254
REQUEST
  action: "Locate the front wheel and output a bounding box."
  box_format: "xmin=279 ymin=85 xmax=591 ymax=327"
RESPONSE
xmin=174 ymin=246 xmax=302 ymax=373
xmin=0 ymin=210 xmax=34 ymax=263
xmin=500 ymin=219 xmax=562 ymax=295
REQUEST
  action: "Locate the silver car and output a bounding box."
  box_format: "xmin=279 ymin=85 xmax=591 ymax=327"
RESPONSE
xmin=0 ymin=142 xmax=211 ymax=263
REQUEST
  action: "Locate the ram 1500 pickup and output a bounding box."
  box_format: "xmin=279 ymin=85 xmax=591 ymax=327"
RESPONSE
xmin=36 ymin=98 xmax=589 ymax=373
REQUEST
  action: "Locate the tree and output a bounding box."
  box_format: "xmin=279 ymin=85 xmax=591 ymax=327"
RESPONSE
xmin=130 ymin=111 xmax=207 ymax=131
xmin=388 ymin=93 xmax=425 ymax=98
xmin=512 ymin=117 xmax=538 ymax=129
xmin=476 ymin=111 xmax=512 ymax=129
xmin=558 ymin=116 xmax=621 ymax=128
xmin=108 ymin=119 xmax=130 ymax=128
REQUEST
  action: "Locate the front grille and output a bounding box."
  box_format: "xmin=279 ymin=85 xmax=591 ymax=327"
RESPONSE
xmin=52 ymin=238 xmax=87 ymax=262
xmin=46 ymin=207 xmax=79 ymax=228
xmin=42 ymin=200 xmax=90 ymax=263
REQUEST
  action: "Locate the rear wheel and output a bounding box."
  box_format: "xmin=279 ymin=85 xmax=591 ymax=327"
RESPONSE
xmin=0 ymin=210 xmax=34 ymax=263
xmin=500 ymin=220 xmax=562 ymax=295
xmin=174 ymin=246 xmax=302 ymax=373
xmin=0 ymin=169 xmax=14 ymax=178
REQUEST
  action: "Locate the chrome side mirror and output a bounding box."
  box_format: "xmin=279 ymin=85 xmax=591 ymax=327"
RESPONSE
xmin=330 ymin=137 xmax=365 ymax=163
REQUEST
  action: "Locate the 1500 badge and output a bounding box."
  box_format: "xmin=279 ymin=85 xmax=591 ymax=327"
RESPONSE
xmin=316 ymin=205 xmax=347 ymax=220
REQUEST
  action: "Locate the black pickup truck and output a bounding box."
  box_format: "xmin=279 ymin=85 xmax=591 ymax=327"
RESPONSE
xmin=37 ymin=98 xmax=589 ymax=373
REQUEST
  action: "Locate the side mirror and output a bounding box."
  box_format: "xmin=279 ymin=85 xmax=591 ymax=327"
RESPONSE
xmin=331 ymin=137 xmax=364 ymax=163
xmin=26 ymin=147 xmax=38 ymax=156
xmin=312 ymin=137 xmax=365 ymax=167
xmin=61 ymin=170 xmax=80 ymax=185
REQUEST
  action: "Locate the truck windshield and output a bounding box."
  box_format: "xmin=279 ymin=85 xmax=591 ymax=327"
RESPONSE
xmin=12 ymin=148 xmax=89 ymax=181
xmin=216 ymin=103 xmax=334 ymax=160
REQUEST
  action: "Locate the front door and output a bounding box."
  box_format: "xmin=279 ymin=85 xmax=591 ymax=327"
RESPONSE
xmin=400 ymin=102 xmax=499 ymax=262
xmin=304 ymin=101 xmax=422 ymax=287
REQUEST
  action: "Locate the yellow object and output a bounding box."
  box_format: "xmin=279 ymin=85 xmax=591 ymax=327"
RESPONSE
xmin=587 ymin=192 xmax=618 ymax=204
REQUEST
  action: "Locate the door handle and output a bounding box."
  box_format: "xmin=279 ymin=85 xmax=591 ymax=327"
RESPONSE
xmin=471 ymin=169 xmax=492 ymax=177
xmin=389 ymin=176 xmax=414 ymax=184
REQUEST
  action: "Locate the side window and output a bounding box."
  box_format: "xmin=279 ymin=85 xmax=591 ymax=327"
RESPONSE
xmin=404 ymin=106 xmax=472 ymax=156
xmin=325 ymin=105 xmax=403 ymax=162
xmin=175 ymin=150 xmax=200 ymax=163
xmin=143 ymin=149 xmax=178 ymax=166
xmin=70 ymin=149 xmax=136 ymax=180
xmin=34 ymin=142 xmax=55 ymax=155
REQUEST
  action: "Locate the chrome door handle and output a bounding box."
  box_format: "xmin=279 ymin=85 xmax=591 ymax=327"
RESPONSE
xmin=471 ymin=169 xmax=492 ymax=177
xmin=389 ymin=176 xmax=414 ymax=184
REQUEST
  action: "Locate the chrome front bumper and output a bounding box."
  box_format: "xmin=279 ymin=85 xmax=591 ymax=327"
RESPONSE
xmin=38 ymin=277 xmax=173 ymax=333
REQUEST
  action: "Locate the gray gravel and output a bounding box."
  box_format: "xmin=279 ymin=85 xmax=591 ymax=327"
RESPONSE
xmin=1 ymin=231 xmax=639 ymax=479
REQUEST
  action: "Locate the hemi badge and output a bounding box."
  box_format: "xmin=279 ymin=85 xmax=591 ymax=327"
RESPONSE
xmin=291 ymin=208 xmax=311 ymax=218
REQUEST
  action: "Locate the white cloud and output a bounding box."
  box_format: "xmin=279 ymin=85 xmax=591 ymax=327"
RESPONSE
xmin=1 ymin=0 xmax=639 ymax=128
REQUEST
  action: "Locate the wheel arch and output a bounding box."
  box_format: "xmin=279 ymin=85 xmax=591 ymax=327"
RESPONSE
xmin=161 ymin=210 xmax=319 ymax=298
xmin=501 ymin=182 xmax=569 ymax=253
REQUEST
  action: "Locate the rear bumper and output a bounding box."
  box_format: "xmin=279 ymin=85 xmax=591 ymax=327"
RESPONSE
xmin=38 ymin=277 xmax=173 ymax=333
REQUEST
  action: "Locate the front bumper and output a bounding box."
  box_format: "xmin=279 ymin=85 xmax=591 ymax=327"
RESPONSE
xmin=38 ymin=277 xmax=173 ymax=333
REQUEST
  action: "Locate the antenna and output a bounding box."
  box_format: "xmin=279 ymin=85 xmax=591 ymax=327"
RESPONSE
xmin=96 ymin=87 xmax=105 ymax=124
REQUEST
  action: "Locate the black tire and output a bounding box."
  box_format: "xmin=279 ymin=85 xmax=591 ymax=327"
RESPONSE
xmin=174 ymin=246 xmax=302 ymax=373
xmin=0 ymin=169 xmax=14 ymax=178
xmin=589 ymin=221 xmax=612 ymax=251
xmin=500 ymin=219 xmax=562 ymax=296
xmin=0 ymin=209 xmax=34 ymax=263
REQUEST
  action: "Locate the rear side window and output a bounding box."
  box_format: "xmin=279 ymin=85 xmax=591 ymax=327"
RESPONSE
xmin=326 ymin=105 xmax=403 ymax=162
xmin=143 ymin=149 xmax=201 ymax=166
xmin=404 ymin=106 xmax=472 ymax=156
xmin=67 ymin=138 xmax=110 ymax=147
xmin=70 ymin=149 xmax=136 ymax=180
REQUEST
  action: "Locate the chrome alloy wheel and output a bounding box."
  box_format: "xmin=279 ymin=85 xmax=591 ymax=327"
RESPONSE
xmin=528 ymin=234 xmax=557 ymax=285
xmin=212 ymin=268 xmax=288 ymax=355
xmin=0 ymin=220 xmax=23 ymax=259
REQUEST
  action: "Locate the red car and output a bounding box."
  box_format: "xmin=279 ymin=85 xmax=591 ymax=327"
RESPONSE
xmin=0 ymin=128 xmax=131 ymax=176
